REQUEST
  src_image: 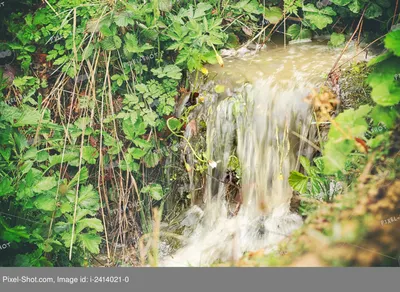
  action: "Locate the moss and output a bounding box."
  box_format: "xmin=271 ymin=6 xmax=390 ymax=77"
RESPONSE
xmin=338 ymin=62 xmax=373 ymax=111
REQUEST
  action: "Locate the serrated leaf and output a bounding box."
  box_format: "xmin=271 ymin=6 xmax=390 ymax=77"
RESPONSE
xmin=129 ymin=148 xmax=147 ymax=159
xmin=303 ymin=4 xmax=336 ymax=30
xmin=76 ymin=218 xmax=103 ymax=234
xmin=82 ymin=146 xmax=99 ymax=164
xmin=143 ymin=151 xmax=160 ymax=168
xmin=79 ymin=233 xmax=101 ymax=254
xmin=33 ymin=177 xmax=57 ymax=193
xmin=365 ymin=3 xmax=382 ymax=19
xmin=141 ymin=183 xmax=164 ymax=200
xmin=78 ymin=184 xmax=99 ymax=211
xmin=34 ymin=194 xmax=56 ymax=211
xmin=0 ymin=178 xmax=14 ymax=197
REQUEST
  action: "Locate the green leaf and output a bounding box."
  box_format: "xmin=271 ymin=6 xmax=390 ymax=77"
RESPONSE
xmin=2 ymin=225 xmax=30 ymax=243
xmin=79 ymin=233 xmax=101 ymax=254
xmin=365 ymin=3 xmax=382 ymax=19
xmin=328 ymin=105 xmax=372 ymax=140
xmin=33 ymin=177 xmax=57 ymax=193
xmin=263 ymin=7 xmax=282 ymax=24
xmin=129 ymin=147 xmax=147 ymax=159
xmin=367 ymin=58 xmax=400 ymax=106
xmin=13 ymin=106 xmax=41 ymax=127
xmin=101 ymin=36 xmax=122 ymax=51
xmin=151 ymin=65 xmax=182 ymax=80
xmin=348 ymin=0 xmax=363 ymax=13
xmin=141 ymin=183 xmax=164 ymax=200
xmin=34 ymin=194 xmax=56 ymax=211
xmin=303 ymin=4 xmax=336 ymax=30
xmin=322 ymin=139 xmax=355 ymax=174
xmin=76 ymin=218 xmax=103 ymax=234
xmin=384 ymin=30 xmax=400 ymax=57
xmin=299 ymin=156 xmax=312 ymax=175
xmin=288 ymin=171 xmax=309 ymax=194
xmin=49 ymin=152 xmax=79 ymax=167
xmin=82 ymin=146 xmax=99 ymax=164
xmin=69 ymin=167 xmax=89 ymax=187
xmin=370 ymin=106 xmax=398 ymax=128
xmin=78 ymin=184 xmax=100 ymax=211
xmin=0 ymin=178 xmax=14 ymax=197
xmin=287 ymin=24 xmax=312 ymax=40
xmin=114 ymin=11 xmax=134 ymax=27
xmin=143 ymin=151 xmax=160 ymax=168
xmin=367 ymin=51 xmax=393 ymax=66
xmin=329 ymin=33 xmax=345 ymax=47
xmin=192 ymin=3 xmax=213 ymax=19
xmin=159 ymin=0 xmax=172 ymax=12
xmin=167 ymin=118 xmax=181 ymax=131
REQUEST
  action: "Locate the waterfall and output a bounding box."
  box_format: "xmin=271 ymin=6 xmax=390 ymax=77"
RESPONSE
xmin=162 ymin=43 xmax=367 ymax=266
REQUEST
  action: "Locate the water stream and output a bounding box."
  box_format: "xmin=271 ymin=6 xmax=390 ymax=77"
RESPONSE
xmin=162 ymin=43 xmax=368 ymax=267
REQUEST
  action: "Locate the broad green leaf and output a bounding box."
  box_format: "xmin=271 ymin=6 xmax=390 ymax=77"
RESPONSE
xmin=193 ymin=3 xmax=213 ymax=19
xmin=49 ymin=153 xmax=78 ymax=167
xmin=384 ymin=30 xmax=400 ymax=56
xmin=288 ymin=171 xmax=309 ymax=194
xmin=13 ymin=106 xmax=41 ymax=127
xmin=33 ymin=176 xmax=57 ymax=193
xmin=263 ymin=7 xmax=282 ymax=24
xmin=141 ymin=183 xmax=164 ymax=200
xmin=367 ymin=51 xmax=393 ymax=66
xmin=365 ymin=3 xmax=382 ymax=19
xmin=82 ymin=146 xmax=99 ymax=164
xmin=151 ymin=65 xmax=182 ymax=80
xmin=114 ymin=11 xmax=134 ymax=27
xmin=129 ymin=147 xmax=147 ymax=159
xmin=76 ymin=218 xmax=103 ymax=234
xmin=0 ymin=178 xmax=14 ymax=197
xmin=370 ymin=106 xmax=398 ymax=128
xmin=287 ymin=24 xmax=312 ymax=40
xmin=101 ymin=36 xmax=122 ymax=51
xmin=78 ymin=184 xmax=100 ymax=211
xmin=322 ymin=139 xmax=355 ymax=174
xmin=79 ymin=233 xmax=102 ymax=254
xmin=143 ymin=151 xmax=160 ymax=168
xmin=167 ymin=118 xmax=181 ymax=131
xmin=34 ymin=194 xmax=56 ymax=211
xmin=329 ymin=33 xmax=345 ymax=47
xmin=348 ymin=0 xmax=363 ymax=13
xmin=328 ymin=105 xmax=372 ymax=141
xmin=303 ymin=4 xmax=336 ymax=30
xmin=367 ymin=58 xmax=400 ymax=106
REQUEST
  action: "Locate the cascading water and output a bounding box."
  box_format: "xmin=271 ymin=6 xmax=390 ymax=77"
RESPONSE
xmin=162 ymin=43 xmax=368 ymax=266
